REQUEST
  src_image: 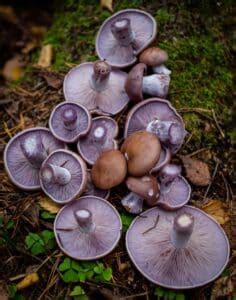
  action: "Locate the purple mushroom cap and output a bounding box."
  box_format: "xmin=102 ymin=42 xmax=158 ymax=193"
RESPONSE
xmin=96 ymin=9 xmax=157 ymax=68
xmin=77 ymin=116 xmax=118 ymax=165
xmin=63 ymin=61 xmax=129 ymax=115
xmin=54 ymin=196 xmax=122 ymax=260
xmin=83 ymin=171 xmax=110 ymax=199
xmin=150 ymin=147 xmax=171 ymax=173
xmin=49 ymin=102 xmax=91 ymax=143
xmin=126 ymin=205 xmax=230 ymax=289
xmin=39 ymin=149 xmax=87 ymax=204
xmin=4 ymin=127 xmax=66 ymax=191
xmin=124 ymin=98 xmax=187 ymax=154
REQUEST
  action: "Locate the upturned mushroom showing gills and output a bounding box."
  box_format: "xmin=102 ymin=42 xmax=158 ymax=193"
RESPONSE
xmin=126 ymin=206 xmax=230 ymax=289
xmin=121 ymin=131 xmax=161 ymax=176
xmin=63 ymin=61 xmax=129 ymax=115
xmin=124 ymin=98 xmax=187 ymax=154
xmin=150 ymin=147 xmax=171 ymax=173
xmin=49 ymin=102 xmax=91 ymax=143
xmin=77 ymin=116 xmax=118 ymax=165
xmin=83 ymin=171 xmax=110 ymax=199
xmin=54 ymin=196 xmax=122 ymax=260
xmin=139 ymin=47 xmax=171 ymax=75
xmin=125 ymin=63 xmax=170 ymax=101
xmin=95 ymin=9 xmax=157 ymax=68
xmin=4 ymin=127 xmax=66 ymax=191
xmin=40 ymin=149 xmax=87 ymax=204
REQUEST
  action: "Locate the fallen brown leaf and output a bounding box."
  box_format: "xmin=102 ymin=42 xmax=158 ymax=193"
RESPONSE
xmin=37 ymin=44 xmax=53 ymax=68
xmin=0 ymin=283 xmax=8 ymax=300
xmin=2 ymin=56 xmax=24 ymax=81
xmin=16 ymin=273 xmax=39 ymax=290
xmin=200 ymin=199 xmax=230 ymax=225
xmin=40 ymin=71 xmax=63 ymax=89
xmin=211 ymin=276 xmax=233 ymax=299
xmin=38 ymin=196 xmax=60 ymax=213
xmin=0 ymin=5 xmax=18 ymax=23
xmin=181 ymin=156 xmax=211 ymax=186
xmin=100 ymin=0 xmax=113 ymax=12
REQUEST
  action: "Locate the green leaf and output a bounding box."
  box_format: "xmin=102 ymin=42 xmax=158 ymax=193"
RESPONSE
xmin=59 ymin=257 xmax=72 ymax=271
xmin=94 ymin=266 xmax=103 ymax=274
xmin=71 ymin=260 xmax=84 ymax=272
xmin=70 ymin=285 xmax=85 ymax=296
xmin=62 ymin=269 xmax=78 ymax=283
xmin=6 ymin=220 xmax=14 ymax=230
xmin=120 ymin=212 xmax=134 ymax=231
xmin=31 ymin=243 xmax=45 ymax=255
xmin=154 ymin=287 xmax=165 ymax=297
xmin=167 ymin=290 xmax=176 ymax=300
xmin=78 ymin=272 xmax=86 ymax=282
xmin=41 ymin=230 xmax=54 ymax=243
xmin=80 ymin=261 xmax=96 ymax=270
xmin=8 ymin=284 xmax=17 ymax=298
xmin=41 ymin=211 xmax=56 ymax=220
xmin=176 ymin=293 xmax=185 ymax=300
xmin=102 ymin=268 xmax=112 ymax=281
xmin=85 ymin=270 xmax=94 ymax=280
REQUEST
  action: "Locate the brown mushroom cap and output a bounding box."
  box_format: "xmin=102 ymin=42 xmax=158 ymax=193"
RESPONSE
xmin=121 ymin=131 xmax=161 ymax=176
xmin=139 ymin=47 xmax=168 ymax=66
xmin=91 ymin=150 xmax=127 ymax=189
xmin=126 ymin=175 xmax=160 ymax=206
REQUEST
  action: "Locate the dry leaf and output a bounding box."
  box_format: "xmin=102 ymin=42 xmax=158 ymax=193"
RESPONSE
xmin=0 ymin=5 xmax=18 ymax=23
xmin=2 ymin=56 xmax=24 ymax=81
xmin=100 ymin=0 xmax=113 ymax=12
xmin=22 ymin=41 xmax=37 ymax=54
xmin=0 ymin=283 xmax=8 ymax=300
xmin=200 ymin=199 xmax=230 ymax=225
xmin=40 ymin=71 xmax=63 ymax=89
xmin=38 ymin=196 xmax=60 ymax=213
xmin=211 ymin=276 xmax=233 ymax=299
xmin=16 ymin=273 xmax=39 ymax=290
xmin=37 ymin=44 xmax=53 ymax=68
xmin=181 ymin=156 xmax=211 ymax=186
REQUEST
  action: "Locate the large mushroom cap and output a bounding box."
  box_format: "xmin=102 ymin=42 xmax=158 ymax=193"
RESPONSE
xmin=83 ymin=171 xmax=110 ymax=199
xmin=139 ymin=47 xmax=168 ymax=66
xmin=125 ymin=63 xmax=146 ymax=102
xmin=40 ymin=149 xmax=87 ymax=204
xmin=54 ymin=196 xmax=122 ymax=260
xmin=63 ymin=62 xmax=129 ymax=115
xmin=4 ymin=127 xmax=66 ymax=191
xmin=95 ymin=9 xmax=157 ymax=68
xmin=77 ymin=116 xmax=118 ymax=165
xmin=124 ymin=98 xmax=186 ymax=154
xmin=126 ymin=205 xmax=230 ymax=289
xmin=49 ymin=102 xmax=91 ymax=143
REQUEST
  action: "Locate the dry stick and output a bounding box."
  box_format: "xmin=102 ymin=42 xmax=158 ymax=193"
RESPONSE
xmin=120 ymin=292 xmax=149 ymax=299
xmin=187 ymin=148 xmax=208 ymax=157
xmin=220 ymin=172 xmax=230 ymax=202
xmin=38 ymin=275 xmax=58 ymax=300
xmin=203 ymin=159 xmax=220 ymax=202
xmin=212 ymin=109 xmax=225 ymax=138
xmin=142 ymin=214 xmax=159 ymax=234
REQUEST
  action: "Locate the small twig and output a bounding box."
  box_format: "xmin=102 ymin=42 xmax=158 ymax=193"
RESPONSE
xmin=142 ymin=214 xmax=159 ymax=234
xmin=120 ymin=292 xmax=149 ymax=299
xmin=220 ymin=172 xmax=230 ymax=202
xmin=212 ymin=109 xmax=225 ymax=138
xmin=203 ymin=159 xmax=220 ymax=201
xmin=186 ymin=148 xmax=208 ymax=157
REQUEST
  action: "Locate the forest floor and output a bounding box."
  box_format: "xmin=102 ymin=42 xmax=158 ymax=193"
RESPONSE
xmin=0 ymin=0 xmax=235 ymax=299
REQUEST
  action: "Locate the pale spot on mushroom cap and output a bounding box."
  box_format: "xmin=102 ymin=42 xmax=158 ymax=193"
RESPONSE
xmin=124 ymin=152 xmax=129 ymax=160
xmin=41 ymin=167 xmax=53 ymax=182
xmin=148 ymin=189 xmax=154 ymax=197
xmin=141 ymin=176 xmax=151 ymax=182
xmin=177 ymin=214 xmax=192 ymax=227
xmin=75 ymin=209 xmax=90 ymax=219
xmin=115 ymin=19 xmax=128 ymax=28
xmin=64 ymin=109 xmax=74 ymax=118
xmin=94 ymin=126 xmax=105 ymax=138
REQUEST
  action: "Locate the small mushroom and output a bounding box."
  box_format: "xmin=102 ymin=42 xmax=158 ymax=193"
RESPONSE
xmin=96 ymin=9 xmax=157 ymax=68
xmin=139 ymin=47 xmax=171 ymax=75
xmin=63 ymin=61 xmax=129 ymax=116
xmin=77 ymin=116 xmax=118 ymax=165
xmin=40 ymin=149 xmax=87 ymax=204
xmin=83 ymin=171 xmax=110 ymax=199
xmin=121 ymin=131 xmax=161 ymax=176
xmin=4 ymin=127 xmax=66 ymax=190
xmin=54 ymin=196 xmax=122 ymax=260
xmin=124 ymin=98 xmax=187 ymax=154
xmin=91 ymin=150 xmax=127 ymax=189
xmin=126 ymin=205 xmax=230 ymax=289
xmin=125 ymin=63 xmax=170 ymax=101
xmin=49 ymin=102 xmax=91 ymax=143
xmin=150 ymin=147 xmax=171 ymax=173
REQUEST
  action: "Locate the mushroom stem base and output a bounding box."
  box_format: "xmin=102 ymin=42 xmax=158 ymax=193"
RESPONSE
xmin=142 ymin=74 xmax=170 ymax=98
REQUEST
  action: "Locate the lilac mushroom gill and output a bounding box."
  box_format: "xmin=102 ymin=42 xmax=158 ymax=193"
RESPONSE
xmin=124 ymin=98 xmax=187 ymax=154
xmin=4 ymin=127 xmax=66 ymax=190
xmin=54 ymin=196 xmax=122 ymax=260
xmin=77 ymin=116 xmax=118 ymax=165
xmin=40 ymin=149 xmax=87 ymax=204
xmin=126 ymin=205 xmax=230 ymax=289
xmin=83 ymin=171 xmax=110 ymax=199
xmin=63 ymin=61 xmax=129 ymax=115
xmin=125 ymin=63 xmax=170 ymax=101
xmin=49 ymin=102 xmax=91 ymax=143
xmin=96 ymin=9 xmax=157 ymax=68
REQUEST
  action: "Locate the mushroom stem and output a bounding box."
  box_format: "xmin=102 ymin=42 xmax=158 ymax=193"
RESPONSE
xmin=41 ymin=163 xmax=71 ymax=185
xmin=74 ymin=209 xmax=95 ymax=233
xmin=20 ymin=135 xmax=47 ymax=168
xmin=121 ymin=192 xmax=143 ymax=214
xmin=91 ymin=61 xmax=111 ymax=92
xmin=110 ymin=18 xmax=135 ymax=47
xmin=62 ymin=108 xmax=78 ymax=131
xmin=170 ymin=213 xmax=194 ymax=248
xmin=152 ymin=64 xmax=171 ymax=75
xmin=142 ymin=74 xmax=170 ymax=98
xmin=159 ymin=164 xmax=182 ymax=184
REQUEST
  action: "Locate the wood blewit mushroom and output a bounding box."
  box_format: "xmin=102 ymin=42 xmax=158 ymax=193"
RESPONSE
xmin=4 ymin=127 xmax=66 ymax=191
xmin=83 ymin=171 xmax=110 ymax=199
xmin=126 ymin=205 xmax=230 ymax=289
xmin=63 ymin=61 xmax=129 ymax=116
xmin=96 ymin=9 xmax=157 ymax=68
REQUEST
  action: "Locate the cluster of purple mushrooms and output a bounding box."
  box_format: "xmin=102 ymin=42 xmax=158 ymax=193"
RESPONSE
xmin=4 ymin=9 xmax=229 ymax=290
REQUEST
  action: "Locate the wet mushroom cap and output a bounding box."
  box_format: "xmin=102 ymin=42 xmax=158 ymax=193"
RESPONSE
xmin=63 ymin=62 xmax=129 ymax=115
xmin=150 ymin=147 xmax=171 ymax=173
xmin=125 ymin=63 xmax=146 ymax=102
xmin=91 ymin=150 xmax=127 ymax=189
xmin=126 ymin=205 xmax=229 ymax=289
xmin=83 ymin=171 xmax=110 ymax=199
xmin=139 ymin=47 xmax=168 ymax=66
xmin=4 ymin=127 xmax=66 ymax=191
xmin=40 ymin=149 xmax=87 ymax=204
xmin=49 ymin=102 xmax=91 ymax=143
xmin=96 ymin=9 xmax=157 ymax=68
xmin=121 ymin=131 xmax=161 ymax=176
xmin=54 ymin=196 xmax=122 ymax=260
xmin=77 ymin=116 xmax=118 ymax=165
